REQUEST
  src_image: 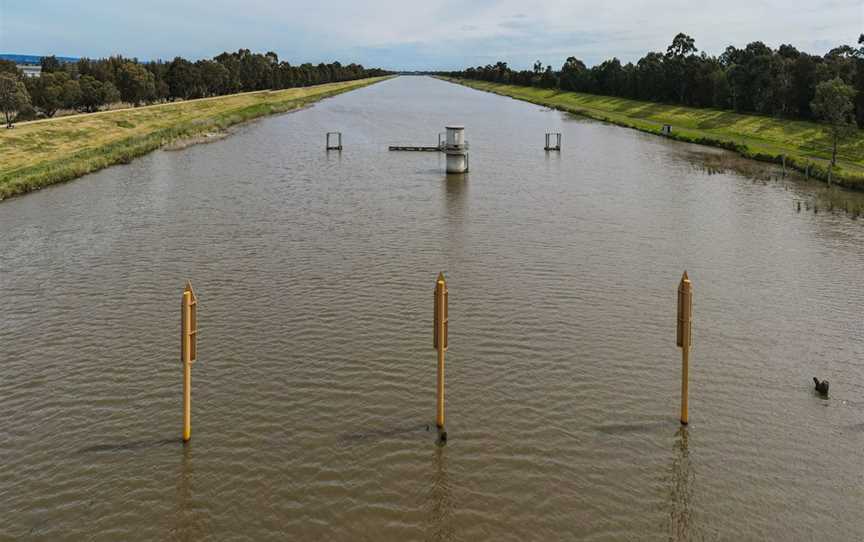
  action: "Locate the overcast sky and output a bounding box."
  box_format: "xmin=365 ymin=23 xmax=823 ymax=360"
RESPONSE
xmin=1 ymin=0 xmax=861 ymax=70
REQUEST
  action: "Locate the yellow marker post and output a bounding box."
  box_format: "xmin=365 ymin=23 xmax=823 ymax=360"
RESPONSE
xmin=676 ymin=272 xmax=693 ymax=425
xmin=433 ymin=273 xmax=448 ymax=429
xmin=181 ymin=281 xmax=198 ymax=442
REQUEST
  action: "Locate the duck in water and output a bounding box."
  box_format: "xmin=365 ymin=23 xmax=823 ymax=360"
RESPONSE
xmin=813 ymin=377 xmax=829 ymax=396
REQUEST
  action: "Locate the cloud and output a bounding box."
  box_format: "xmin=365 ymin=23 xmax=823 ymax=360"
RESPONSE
xmin=1 ymin=0 xmax=860 ymax=70
xmin=497 ymin=18 xmax=537 ymax=31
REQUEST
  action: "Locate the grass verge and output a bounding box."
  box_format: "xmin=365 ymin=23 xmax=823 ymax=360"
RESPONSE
xmin=0 ymin=77 xmax=391 ymax=201
xmin=441 ymin=77 xmax=864 ymax=191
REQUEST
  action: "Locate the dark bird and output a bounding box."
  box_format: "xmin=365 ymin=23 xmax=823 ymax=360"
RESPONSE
xmin=813 ymin=378 xmax=829 ymax=396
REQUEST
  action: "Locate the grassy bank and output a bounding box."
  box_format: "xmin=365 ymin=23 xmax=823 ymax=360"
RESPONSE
xmin=442 ymin=77 xmax=864 ymax=190
xmin=0 ymin=77 xmax=390 ymax=201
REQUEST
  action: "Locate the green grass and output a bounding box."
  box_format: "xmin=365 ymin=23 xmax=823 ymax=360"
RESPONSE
xmin=442 ymin=77 xmax=864 ymax=190
xmin=0 ymin=77 xmax=390 ymax=201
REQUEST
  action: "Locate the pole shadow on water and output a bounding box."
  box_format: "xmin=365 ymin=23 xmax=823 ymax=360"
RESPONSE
xmin=77 ymin=438 xmax=180 ymax=454
xmin=336 ymin=423 xmax=433 ymax=448
xmin=592 ymin=419 xmax=677 ymax=436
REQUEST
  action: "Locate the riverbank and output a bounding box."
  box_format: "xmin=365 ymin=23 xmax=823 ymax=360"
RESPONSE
xmin=441 ymin=77 xmax=864 ymax=190
xmin=0 ymin=77 xmax=390 ymax=201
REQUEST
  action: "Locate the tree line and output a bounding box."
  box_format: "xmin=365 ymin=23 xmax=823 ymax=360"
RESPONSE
xmin=1 ymin=50 xmax=388 ymax=126
xmin=445 ymin=34 xmax=864 ymax=127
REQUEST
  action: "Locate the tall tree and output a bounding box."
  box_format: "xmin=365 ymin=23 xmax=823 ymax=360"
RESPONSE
xmin=665 ymin=33 xmax=698 ymax=103
xmin=25 ymin=72 xmax=64 ymax=117
xmin=116 ymin=62 xmax=156 ymax=105
xmin=559 ymin=57 xmax=587 ymax=91
xmin=76 ymin=76 xmax=122 ymax=112
xmin=667 ymin=33 xmax=697 ymax=57
xmin=791 ymin=53 xmax=818 ymax=118
xmin=811 ymin=77 xmax=857 ymax=170
xmin=167 ymin=57 xmax=201 ymax=100
xmin=635 ymin=52 xmax=666 ymax=101
xmin=197 ymin=60 xmax=230 ymax=96
xmin=854 ymin=34 xmax=864 ymax=127
xmin=40 ymin=55 xmax=62 ymax=73
xmin=61 ymin=78 xmax=81 ymax=110
xmin=0 ymin=73 xmax=31 ymax=128
xmin=533 ymin=60 xmax=543 ymax=75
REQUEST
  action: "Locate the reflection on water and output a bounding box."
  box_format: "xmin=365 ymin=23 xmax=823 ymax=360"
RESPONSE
xmin=668 ymin=427 xmax=695 ymax=541
xmin=813 ymin=187 xmax=864 ymax=218
xmin=684 ymin=149 xmax=778 ymax=181
xmin=427 ymin=446 xmax=454 ymax=542
xmin=444 ymin=174 xmax=467 ymax=216
xmin=683 ymin=147 xmax=864 ymax=218
xmin=172 ymin=444 xmax=203 ymax=541
xmin=444 ymin=175 xmax=467 ymax=228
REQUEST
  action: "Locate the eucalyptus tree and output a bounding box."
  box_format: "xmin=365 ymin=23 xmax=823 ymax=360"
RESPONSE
xmin=811 ymin=77 xmax=857 ymax=171
xmin=0 ymin=73 xmax=31 ymax=127
xmin=116 ymin=62 xmax=156 ymax=105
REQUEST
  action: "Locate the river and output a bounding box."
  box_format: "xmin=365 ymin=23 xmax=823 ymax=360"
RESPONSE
xmin=1 ymin=75 xmax=863 ymax=540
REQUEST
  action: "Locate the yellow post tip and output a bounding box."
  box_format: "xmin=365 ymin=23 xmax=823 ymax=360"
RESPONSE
xmin=437 ymin=272 xmax=446 ymax=282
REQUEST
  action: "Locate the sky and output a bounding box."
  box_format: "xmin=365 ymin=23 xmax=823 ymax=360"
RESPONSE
xmin=0 ymin=0 xmax=861 ymax=70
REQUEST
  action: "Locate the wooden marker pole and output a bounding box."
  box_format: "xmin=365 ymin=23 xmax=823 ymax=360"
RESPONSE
xmin=676 ymin=272 xmax=693 ymax=425
xmin=181 ymin=281 xmax=198 ymax=442
xmin=433 ymin=273 xmax=448 ymax=429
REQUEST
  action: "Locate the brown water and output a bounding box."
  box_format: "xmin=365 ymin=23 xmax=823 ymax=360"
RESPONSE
xmin=2 ymin=76 xmax=863 ymax=541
